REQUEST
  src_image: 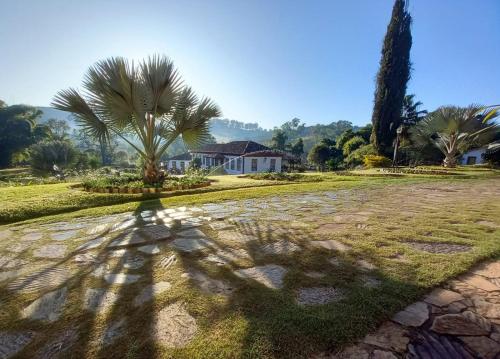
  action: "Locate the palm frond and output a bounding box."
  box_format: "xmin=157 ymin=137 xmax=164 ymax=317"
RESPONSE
xmin=52 ymin=88 xmax=110 ymax=144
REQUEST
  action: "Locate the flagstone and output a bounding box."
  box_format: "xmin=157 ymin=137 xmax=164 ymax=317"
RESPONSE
xmin=6 ymin=242 xmax=34 ymax=253
xmin=51 ymin=230 xmax=79 ymax=241
xmin=153 ymin=302 xmax=198 ymax=348
xmin=104 ymin=273 xmax=141 ymax=285
xmin=22 ymin=287 xmax=67 ymax=322
xmin=7 ymin=267 xmax=69 ymax=293
xmin=74 ymin=253 xmax=99 ymax=265
xmin=141 ymin=225 xmax=171 ymax=241
xmin=122 ymin=255 xmax=145 ymax=269
xmin=84 ymin=288 xmax=119 ymax=314
xmin=424 ymin=288 xmax=464 ymax=307
xmin=76 ymin=237 xmax=108 ymax=251
xmin=108 ymin=230 xmax=147 ymax=248
xmin=311 ymin=240 xmax=351 ymax=252
xmin=392 ymin=301 xmax=429 ymax=327
xmin=261 ymin=240 xmax=301 ymax=255
xmin=177 ymin=228 xmax=206 ymax=238
xmin=86 ymin=223 xmax=110 ymax=235
xmin=183 ymin=270 xmax=234 ymax=296
xmin=234 ymin=264 xmax=287 ymax=289
xmin=0 ymin=255 xmax=27 ymax=269
xmin=0 ymin=331 xmax=36 ymax=359
xmin=138 ymin=244 xmax=161 ymax=255
xmin=33 ymin=244 xmax=67 ymax=259
xmin=169 ymin=237 xmax=213 ymax=253
xmin=461 ymin=274 xmax=500 ymax=292
xmin=20 ymin=232 xmax=43 ymax=241
xmin=134 ymin=282 xmax=172 ymax=306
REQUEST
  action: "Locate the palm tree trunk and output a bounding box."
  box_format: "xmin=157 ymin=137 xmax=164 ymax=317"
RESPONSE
xmin=143 ymin=156 xmax=161 ymax=185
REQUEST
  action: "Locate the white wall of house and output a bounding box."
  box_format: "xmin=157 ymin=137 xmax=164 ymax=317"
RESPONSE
xmin=461 ymin=148 xmax=486 ymax=165
xmin=167 ymin=160 xmax=191 ymax=172
xmin=223 ymin=155 xmax=244 ymax=174
xmin=192 ymin=152 xmax=282 ymax=174
xmin=243 ymin=156 xmax=282 ymax=173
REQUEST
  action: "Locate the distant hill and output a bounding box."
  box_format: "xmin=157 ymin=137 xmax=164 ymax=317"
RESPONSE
xmin=36 ymin=107 xmax=362 ymax=155
xmin=209 ymin=118 xmax=273 ymax=143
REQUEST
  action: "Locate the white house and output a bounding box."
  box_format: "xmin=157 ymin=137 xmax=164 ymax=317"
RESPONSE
xmin=169 ymin=140 xmax=283 ymax=174
xmin=461 ymin=141 xmax=500 ymax=165
xmin=165 ymin=152 xmax=192 ymax=172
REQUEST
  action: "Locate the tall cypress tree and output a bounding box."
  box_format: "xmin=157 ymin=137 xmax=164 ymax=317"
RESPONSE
xmin=370 ymin=0 xmax=412 ymax=156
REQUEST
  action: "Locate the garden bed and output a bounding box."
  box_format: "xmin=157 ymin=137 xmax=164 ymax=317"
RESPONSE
xmin=81 ymin=172 xmax=211 ymax=194
xmin=82 ymin=180 xmax=211 ymax=193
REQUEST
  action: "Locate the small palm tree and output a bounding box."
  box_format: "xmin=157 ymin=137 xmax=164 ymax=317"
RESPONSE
xmin=402 ymin=94 xmax=427 ymax=125
xmin=52 ymin=55 xmax=220 ymax=184
xmin=411 ymin=105 xmax=499 ymax=167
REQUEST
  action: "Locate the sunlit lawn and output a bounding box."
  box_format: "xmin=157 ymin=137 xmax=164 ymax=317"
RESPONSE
xmin=0 ymin=173 xmax=499 ymax=358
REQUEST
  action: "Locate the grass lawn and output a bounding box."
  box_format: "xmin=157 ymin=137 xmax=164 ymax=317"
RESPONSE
xmin=1 ymin=168 xmax=496 ymax=226
xmin=0 ymin=169 xmax=499 ymax=358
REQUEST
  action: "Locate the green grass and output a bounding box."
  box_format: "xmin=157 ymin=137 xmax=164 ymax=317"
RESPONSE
xmin=1 ymin=168 xmax=496 ymax=225
xmin=0 ymin=175 xmax=499 ymax=358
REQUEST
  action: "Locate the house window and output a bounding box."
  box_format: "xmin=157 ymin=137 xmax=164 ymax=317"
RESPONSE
xmin=230 ymin=158 xmax=235 ymax=170
xmin=180 ymin=161 xmax=185 ymax=171
xmin=225 ymin=159 xmax=229 ymax=169
xmin=466 ymin=156 xmax=477 ymax=165
xmin=237 ymin=158 xmax=242 ymax=171
xmin=251 ymin=158 xmax=258 ymax=171
xmin=270 ymin=158 xmax=276 ymax=172
xmin=172 ymin=161 xmax=177 ymax=169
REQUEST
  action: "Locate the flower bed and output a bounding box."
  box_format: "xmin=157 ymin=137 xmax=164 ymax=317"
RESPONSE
xmin=81 ymin=172 xmax=210 ymax=193
xmin=380 ymin=168 xmax=462 ymax=176
xmin=238 ymin=172 xmax=323 ymax=182
xmin=83 ymin=180 xmax=210 ymax=193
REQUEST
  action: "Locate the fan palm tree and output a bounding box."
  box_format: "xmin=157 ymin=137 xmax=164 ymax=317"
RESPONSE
xmin=411 ymin=105 xmax=499 ymax=167
xmin=52 ymin=55 xmax=220 ymax=184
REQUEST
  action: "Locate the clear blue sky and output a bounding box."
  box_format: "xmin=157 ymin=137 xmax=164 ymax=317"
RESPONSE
xmin=1 ymin=0 xmax=499 ymax=128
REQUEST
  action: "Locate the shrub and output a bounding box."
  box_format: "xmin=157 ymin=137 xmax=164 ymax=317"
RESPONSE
xmin=364 ymin=155 xmax=392 ymax=168
xmin=342 ymin=136 xmax=366 ymax=157
xmin=241 ymin=172 xmax=322 ymax=182
xmin=29 ymin=140 xmax=78 ymax=173
xmin=344 ymin=144 xmax=377 ymax=168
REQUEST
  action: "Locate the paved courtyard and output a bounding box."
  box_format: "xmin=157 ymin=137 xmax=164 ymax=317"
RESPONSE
xmin=0 ymin=180 xmax=499 ymax=358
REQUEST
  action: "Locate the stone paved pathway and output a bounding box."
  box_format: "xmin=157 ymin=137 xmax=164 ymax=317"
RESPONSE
xmin=323 ymin=259 xmax=500 ymax=359
xmin=0 ymin=181 xmax=498 ymax=357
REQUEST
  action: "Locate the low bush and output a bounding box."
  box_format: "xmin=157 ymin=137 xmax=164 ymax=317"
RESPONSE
xmin=364 ymin=155 xmax=392 ymax=168
xmin=81 ymin=169 xmax=210 ymax=192
xmin=241 ymin=172 xmax=323 ymax=182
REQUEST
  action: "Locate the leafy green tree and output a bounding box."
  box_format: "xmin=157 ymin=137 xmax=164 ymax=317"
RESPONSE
xmin=307 ymin=143 xmax=331 ymax=171
xmin=0 ymin=103 xmax=43 ymax=168
xmin=308 ymin=138 xmax=343 ymax=171
xmin=52 ymin=55 xmax=220 ymax=185
xmin=29 ymin=140 xmax=78 ymax=173
xmin=271 ymin=129 xmax=288 ymax=151
xmin=336 ymin=129 xmax=355 ymax=150
xmin=46 ymin=118 xmax=70 ymax=141
xmin=411 ymin=105 xmax=499 ymax=167
xmin=342 ymin=136 xmax=367 ymax=157
xmin=288 ymin=138 xmax=305 ymax=170
xmin=371 ymin=0 xmax=412 ymax=156
xmin=290 ymin=138 xmax=304 ymax=157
